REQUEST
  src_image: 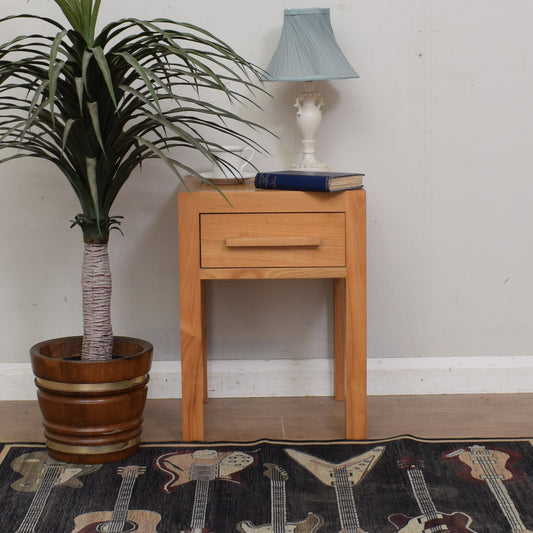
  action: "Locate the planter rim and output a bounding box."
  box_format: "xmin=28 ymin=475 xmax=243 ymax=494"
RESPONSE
xmin=30 ymin=335 xmax=152 ymax=360
xmin=30 ymin=335 xmax=153 ymax=383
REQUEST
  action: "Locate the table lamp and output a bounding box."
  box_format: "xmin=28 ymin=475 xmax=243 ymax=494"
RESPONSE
xmin=266 ymin=7 xmax=359 ymax=171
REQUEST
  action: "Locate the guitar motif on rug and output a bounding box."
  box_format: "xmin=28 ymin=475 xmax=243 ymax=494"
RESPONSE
xmin=10 ymin=451 xmax=101 ymax=533
xmin=444 ymin=445 xmax=533 ymax=533
xmin=155 ymin=448 xmax=255 ymax=532
xmin=285 ymin=446 xmax=385 ymax=533
xmin=237 ymin=463 xmax=324 ymax=533
xmin=72 ymin=465 xmax=161 ymax=532
xmin=388 ymin=456 xmax=477 ymax=533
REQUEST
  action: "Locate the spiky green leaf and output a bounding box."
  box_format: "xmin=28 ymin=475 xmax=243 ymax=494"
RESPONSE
xmin=89 ymin=46 xmax=117 ymax=107
xmin=86 ymin=101 xmax=106 ymax=155
xmin=0 ymin=7 xmax=272 ymax=243
xmin=86 ymin=156 xmax=101 ymax=231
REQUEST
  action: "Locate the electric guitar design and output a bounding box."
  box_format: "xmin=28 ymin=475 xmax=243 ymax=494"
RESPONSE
xmin=155 ymin=448 xmax=255 ymax=533
xmin=388 ymin=456 xmax=477 ymax=533
xmin=237 ymin=463 xmax=324 ymax=533
xmin=444 ymin=445 xmax=533 ymax=533
xmin=72 ymin=466 xmax=161 ymax=533
xmin=11 ymin=451 xmax=101 ymax=533
xmin=285 ymin=446 xmax=385 ymax=533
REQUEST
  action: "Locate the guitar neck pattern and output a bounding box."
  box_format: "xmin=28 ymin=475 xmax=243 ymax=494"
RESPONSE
xmin=333 ymin=467 xmax=360 ymax=532
xmin=271 ymin=477 xmax=287 ymax=533
xmin=406 ymin=469 xmax=439 ymax=521
xmin=472 ymin=452 xmax=527 ymax=532
xmin=15 ymin=465 xmax=62 ymax=533
xmin=190 ymin=465 xmax=216 ymax=530
xmin=486 ymin=476 xmax=527 ymax=532
xmin=108 ymin=472 xmax=139 ymax=532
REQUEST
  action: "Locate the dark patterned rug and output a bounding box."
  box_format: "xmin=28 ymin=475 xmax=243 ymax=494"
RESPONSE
xmin=2 ymin=436 xmax=532 ymax=532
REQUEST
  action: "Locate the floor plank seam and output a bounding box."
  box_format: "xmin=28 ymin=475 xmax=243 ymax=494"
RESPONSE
xmin=280 ymin=416 xmax=287 ymax=439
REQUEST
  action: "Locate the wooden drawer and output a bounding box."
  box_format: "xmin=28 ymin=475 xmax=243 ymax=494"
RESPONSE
xmin=200 ymin=213 xmax=346 ymax=268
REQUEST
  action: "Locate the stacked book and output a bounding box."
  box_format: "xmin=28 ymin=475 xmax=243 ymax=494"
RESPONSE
xmin=254 ymin=170 xmax=364 ymax=192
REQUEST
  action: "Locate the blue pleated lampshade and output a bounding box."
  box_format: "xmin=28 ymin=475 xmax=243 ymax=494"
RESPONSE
xmin=266 ymin=7 xmax=359 ymax=82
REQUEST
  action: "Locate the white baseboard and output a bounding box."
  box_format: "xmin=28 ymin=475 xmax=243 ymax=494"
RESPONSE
xmin=3 ymin=355 xmax=533 ymax=400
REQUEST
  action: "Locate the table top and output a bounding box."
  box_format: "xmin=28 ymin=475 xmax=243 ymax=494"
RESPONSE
xmin=178 ymin=175 xmax=366 ymax=195
xmin=178 ymin=176 xmax=257 ymax=193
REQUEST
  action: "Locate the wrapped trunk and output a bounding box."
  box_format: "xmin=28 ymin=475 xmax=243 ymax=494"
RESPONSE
xmin=81 ymin=241 xmax=113 ymax=360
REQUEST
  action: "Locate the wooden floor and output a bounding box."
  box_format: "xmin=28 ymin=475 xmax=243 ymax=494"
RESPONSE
xmin=1 ymin=393 xmax=532 ymax=442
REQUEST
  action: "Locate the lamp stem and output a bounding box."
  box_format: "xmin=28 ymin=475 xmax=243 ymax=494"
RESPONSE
xmin=293 ymin=81 xmax=328 ymax=171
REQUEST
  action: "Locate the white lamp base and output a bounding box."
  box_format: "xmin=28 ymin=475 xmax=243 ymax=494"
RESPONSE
xmin=292 ymin=84 xmax=328 ymax=171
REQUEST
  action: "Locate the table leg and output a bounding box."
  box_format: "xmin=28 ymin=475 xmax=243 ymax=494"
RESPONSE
xmin=180 ymin=275 xmax=205 ymax=442
xmin=345 ymin=192 xmax=367 ymax=439
xmin=202 ymin=280 xmax=208 ymax=403
xmin=333 ymin=278 xmax=346 ymax=401
xmin=178 ymin=194 xmax=205 ymax=442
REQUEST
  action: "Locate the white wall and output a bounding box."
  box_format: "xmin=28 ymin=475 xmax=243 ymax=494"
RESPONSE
xmin=1 ymin=1 xmax=533 ymax=386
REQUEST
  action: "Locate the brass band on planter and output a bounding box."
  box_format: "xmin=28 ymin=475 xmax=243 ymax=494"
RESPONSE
xmin=35 ymin=374 xmax=148 ymax=393
xmin=46 ymin=437 xmax=141 ymax=455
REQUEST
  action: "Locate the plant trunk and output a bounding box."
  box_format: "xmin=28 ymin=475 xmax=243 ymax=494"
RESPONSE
xmin=81 ymin=241 xmax=113 ymax=360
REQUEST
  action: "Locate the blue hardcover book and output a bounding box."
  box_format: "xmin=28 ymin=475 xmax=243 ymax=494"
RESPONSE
xmin=254 ymin=170 xmax=364 ymax=192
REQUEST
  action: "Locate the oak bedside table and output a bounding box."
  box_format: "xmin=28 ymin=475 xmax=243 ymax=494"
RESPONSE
xmin=177 ymin=177 xmax=366 ymax=441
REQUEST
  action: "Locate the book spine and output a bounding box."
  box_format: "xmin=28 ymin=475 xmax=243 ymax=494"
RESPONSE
xmin=254 ymin=173 xmax=330 ymax=192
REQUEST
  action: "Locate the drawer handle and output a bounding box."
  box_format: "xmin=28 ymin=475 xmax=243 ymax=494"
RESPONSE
xmin=225 ymin=236 xmax=322 ymax=248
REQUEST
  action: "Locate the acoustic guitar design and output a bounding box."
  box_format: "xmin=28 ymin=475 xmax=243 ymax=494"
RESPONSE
xmin=388 ymin=456 xmax=477 ymax=533
xmin=285 ymin=446 xmax=385 ymax=533
xmin=10 ymin=451 xmax=101 ymax=533
xmin=72 ymin=466 xmax=161 ymax=533
xmin=237 ymin=463 xmax=324 ymax=533
xmin=444 ymin=445 xmax=532 ymax=533
xmin=155 ymin=448 xmax=255 ymax=533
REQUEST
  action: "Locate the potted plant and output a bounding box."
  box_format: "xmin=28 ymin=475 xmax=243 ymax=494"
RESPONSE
xmin=0 ymin=0 xmax=267 ymax=463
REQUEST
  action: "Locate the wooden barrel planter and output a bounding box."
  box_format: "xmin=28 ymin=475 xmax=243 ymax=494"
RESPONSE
xmin=30 ymin=336 xmax=153 ymax=464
